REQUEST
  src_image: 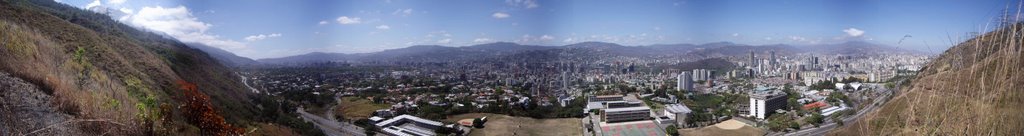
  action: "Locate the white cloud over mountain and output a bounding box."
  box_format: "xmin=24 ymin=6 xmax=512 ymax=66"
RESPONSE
xmin=244 ymin=33 xmax=282 ymax=41
xmin=844 ymin=28 xmax=865 ymax=37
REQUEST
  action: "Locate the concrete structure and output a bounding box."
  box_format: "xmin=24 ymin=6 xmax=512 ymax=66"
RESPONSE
xmin=375 ymin=115 xmax=446 ymax=136
xmin=691 ymin=69 xmax=714 ymax=81
xmin=677 ymin=72 xmax=693 ymax=91
xmin=748 ymin=88 xmax=788 ymax=119
xmin=605 ymin=101 xmax=644 ymax=108
xmin=585 ymin=95 xmax=626 ymax=113
xmin=603 ymin=106 xmax=651 ymax=122
xmin=750 ymin=51 xmax=756 ymax=67
xmin=821 ymin=104 xmax=849 ymax=116
xmin=664 ymin=104 xmax=692 ymax=127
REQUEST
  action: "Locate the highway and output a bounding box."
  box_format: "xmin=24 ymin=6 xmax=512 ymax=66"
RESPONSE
xmin=784 ymin=84 xmax=895 ymax=136
xmin=297 ymin=107 xmax=367 ymax=136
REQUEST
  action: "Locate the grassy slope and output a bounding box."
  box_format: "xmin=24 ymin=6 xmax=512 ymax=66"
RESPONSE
xmin=830 ymin=23 xmax=1024 ymax=135
xmin=335 ymin=97 xmax=389 ymax=119
xmin=0 ymin=0 xmax=258 ymax=134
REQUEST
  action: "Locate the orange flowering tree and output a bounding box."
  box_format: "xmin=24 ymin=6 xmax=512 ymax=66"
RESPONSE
xmin=177 ymin=80 xmax=243 ymax=135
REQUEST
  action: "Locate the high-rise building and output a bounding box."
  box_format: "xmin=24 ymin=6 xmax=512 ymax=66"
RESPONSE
xmin=748 ymin=88 xmax=788 ymax=119
xmin=749 ymin=51 xmax=756 ymax=67
xmin=770 ymin=50 xmax=777 ymax=66
xmin=691 ymin=69 xmax=714 ymax=81
xmin=677 ymin=72 xmax=693 ymax=91
xmin=561 ymin=71 xmax=569 ymax=90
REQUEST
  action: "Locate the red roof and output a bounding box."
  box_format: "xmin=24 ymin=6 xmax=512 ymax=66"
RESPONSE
xmin=802 ymin=101 xmax=829 ymax=110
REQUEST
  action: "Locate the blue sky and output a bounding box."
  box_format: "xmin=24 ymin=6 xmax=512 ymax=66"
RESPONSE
xmin=59 ymin=0 xmax=1020 ymax=59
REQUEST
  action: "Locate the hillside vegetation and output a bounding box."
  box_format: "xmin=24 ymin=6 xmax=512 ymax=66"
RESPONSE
xmin=0 ymin=0 xmax=266 ymax=135
xmin=830 ymin=23 xmax=1024 ymax=135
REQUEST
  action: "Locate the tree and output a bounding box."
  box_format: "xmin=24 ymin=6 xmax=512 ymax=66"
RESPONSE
xmin=364 ymin=128 xmax=376 ymax=136
xmin=473 ymin=118 xmax=485 ymax=128
xmin=804 ymin=112 xmax=824 ymax=127
xmin=834 ymin=115 xmax=845 ymax=126
xmin=176 ymin=80 xmax=243 ymax=136
xmin=665 ymin=125 xmax=679 ymax=136
xmin=788 ymin=122 xmax=800 ymax=130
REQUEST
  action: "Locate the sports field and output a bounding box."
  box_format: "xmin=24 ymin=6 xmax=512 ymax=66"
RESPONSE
xmin=446 ymin=113 xmax=582 ymax=136
xmin=599 ymin=121 xmax=664 ymax=136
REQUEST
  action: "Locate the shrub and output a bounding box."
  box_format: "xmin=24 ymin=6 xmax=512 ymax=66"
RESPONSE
xmin=177 ymin=80 xmax=243 ymax=136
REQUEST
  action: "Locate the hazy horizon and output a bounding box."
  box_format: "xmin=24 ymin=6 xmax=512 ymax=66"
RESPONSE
xmin=58 ymin=0 xmax=1018 ymax=59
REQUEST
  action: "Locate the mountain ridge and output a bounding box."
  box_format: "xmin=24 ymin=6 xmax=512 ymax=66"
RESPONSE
xmin=258 ymin=41 xmax=919 ymax=65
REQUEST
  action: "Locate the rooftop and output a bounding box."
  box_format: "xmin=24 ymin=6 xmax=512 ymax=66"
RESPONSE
xmin=604 ymin=106 xmax=651 ymax=113
xmin=664 ymin=104 xmax=692 ymax=114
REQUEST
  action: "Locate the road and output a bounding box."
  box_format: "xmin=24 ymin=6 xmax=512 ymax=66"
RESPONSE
xmin=237 ymin=74 xmax=260 ymax=94
xmin=784 ymin=85 xmax=895 ymax=136
xmin=297 ymin=107 xmax=367 ymax=136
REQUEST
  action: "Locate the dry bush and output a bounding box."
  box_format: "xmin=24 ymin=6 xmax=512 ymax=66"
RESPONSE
xmin=177 ymin=80 xmax=244 ymax=136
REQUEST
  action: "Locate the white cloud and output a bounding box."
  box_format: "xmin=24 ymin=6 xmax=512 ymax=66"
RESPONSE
xmin=437 ymin=38 xmax=452 ymax=44
xmin=336 ymin=16 xmax=361 ymax=24
xmin=505 ymin=0 xmax=539 ymax=8
xmin=539 ymin=35 xmax=555 ymax=41
xmin=244 ymin=33 xmax=282 ymax=41
xmin=392 ymin=8 xmax=413 ymax=16
xmin=843 ymin=28 xmax=865 ymax=37
xmin=563 ymin=38 xmax=574 ymax=43
xmin=376 ymin=25 xmax=391 ymax=30
xmin=85 ymin=0 xmax=102 ymax=9
xmin=129 ymin=6 xmax=246 ymax=49
xmin=789 ymin=36 xmax=806 ymax=41
xmin=731 ymin=33 xmax=740 ymax=37
xmin=107 ymin=0 xmax=127 ymax=5
xmin=318 ymin=20 xmax=329 ymax=25
xmin=492 ymin=12 xmax=510 ymax=19
xmin=473 ymin=38 xmax=492 ymax=43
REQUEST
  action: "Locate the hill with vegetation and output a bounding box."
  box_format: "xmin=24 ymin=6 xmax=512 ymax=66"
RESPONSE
xmin=830 ymin=23 xmax=1024 ymax=135
xmin=0 ymin=0 xmax=308 ymax=135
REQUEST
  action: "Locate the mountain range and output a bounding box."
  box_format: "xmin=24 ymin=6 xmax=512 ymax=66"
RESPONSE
xmin=251 ymin=41 xmax=923 ymax=65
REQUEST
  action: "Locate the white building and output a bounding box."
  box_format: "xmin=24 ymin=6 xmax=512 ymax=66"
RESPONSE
xmin=677 ymin=72 xmax=693 ymax=91
xmin=664 ymin=104 xmax=692 ymax=127
xmin=604 ymin=106 xmax=651 ymax=122
xmin=748 ymin=88 xmax=788 ymax=119
xmin=375 ymin=115 xmax=446 ymax=136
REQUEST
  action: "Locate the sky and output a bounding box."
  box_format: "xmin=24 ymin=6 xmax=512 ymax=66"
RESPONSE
xmin=58 ymin=0 xmax=1021 ymax=59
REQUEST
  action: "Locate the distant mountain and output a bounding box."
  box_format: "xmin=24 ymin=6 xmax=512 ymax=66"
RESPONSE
xmin=259 ymin=41 xmax=918 ymax=65
xmin=831 ymin=23 xmax=1024 ymax=135
xmin=184 ymin=43 xmax=258 ymax=67
xmin=259 ymin=42 xmax=553 ymax=64
xmin=803 ymin=41 xmax=923 ymax=56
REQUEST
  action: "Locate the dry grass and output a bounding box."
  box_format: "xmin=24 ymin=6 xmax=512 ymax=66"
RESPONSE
xmin=679 ymin=125 xmax=765 ymax=136
xmin=334 ymin=97 xmax=390 ymax=119
xmin=445 ymin=113 xmax=583 ymax=136
xmin=0 ymin=19 xmax=148 ymax=135
xmin=830 ymin=22 xmax=1024 ymax=135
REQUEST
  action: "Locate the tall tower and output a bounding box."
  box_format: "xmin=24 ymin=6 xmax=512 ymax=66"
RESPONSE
xmin=769 ymin=50 xmax=776 ymax=66
xmin=749 ymin=51 xmax=756 ymax=67
xmin=677 ymin=72 xmax=693 ymax=92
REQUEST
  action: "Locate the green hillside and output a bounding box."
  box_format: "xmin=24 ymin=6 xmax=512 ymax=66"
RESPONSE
xmin=0 ymin=0 xmax=291 ymax=135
